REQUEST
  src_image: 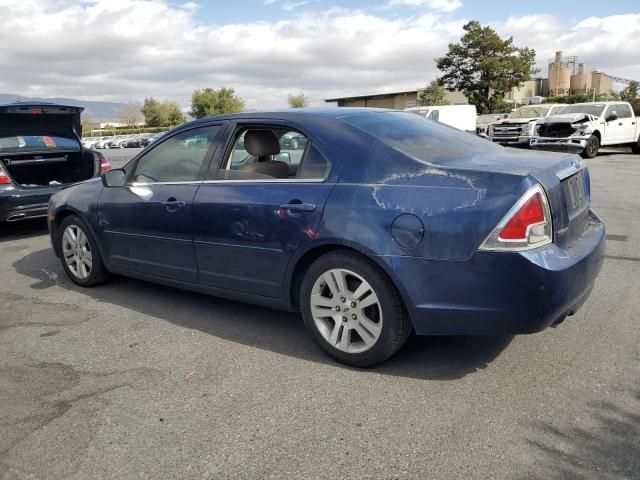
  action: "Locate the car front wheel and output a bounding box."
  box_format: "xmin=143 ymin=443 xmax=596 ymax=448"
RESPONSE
xmin=582 ymin=135 xmax=599 ymax=159
xmin=300 ymin=251 xmax=411 ymax=367
xmin=57 ymin=215 xmax=108 ymax=287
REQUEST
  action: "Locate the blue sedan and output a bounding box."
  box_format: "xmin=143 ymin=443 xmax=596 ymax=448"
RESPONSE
xmin=48 ymin=109 xmax=605 ymax=367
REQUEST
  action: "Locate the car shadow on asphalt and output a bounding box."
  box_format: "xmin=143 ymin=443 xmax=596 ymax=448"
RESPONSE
xmin=13 ymin=247 xmax=513 ymax=381
xmin=0 ymin=218 xmax=48 ymax=243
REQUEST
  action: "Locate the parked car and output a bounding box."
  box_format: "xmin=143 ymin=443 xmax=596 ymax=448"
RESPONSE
xmin=487 ymin=104 xmax=567 ymax=146
xmin=405 ymin=104 xmax=477 ymax=133
xmin=141 ymin=131 xmax=167 ymax=148
xmin=0 ymin=102 xmax=110 ymax=223
xmin=94 ymin=137 xmax=113 ymax=149
xmin=112 ymin=135 xmax=132 ymax=149
xmin=124 ymin=133 xmax=152 ymax=148
xmin=476 ymin=113 xmax=509 ymax=136
xmin=48 ymin=109 xmax=605 ymax=367
xmin=530 ymin=102 xmax=640 ymax=158
xmin=280 ymin=131 xmax=308 ymax=150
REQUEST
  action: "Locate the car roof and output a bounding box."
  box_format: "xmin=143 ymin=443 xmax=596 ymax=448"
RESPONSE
xmin=180 ymin=107 xmax=393 ymax=128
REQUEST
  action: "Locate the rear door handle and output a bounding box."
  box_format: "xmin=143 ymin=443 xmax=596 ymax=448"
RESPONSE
xmin=279 ymin=202 xmax=316 ymax=212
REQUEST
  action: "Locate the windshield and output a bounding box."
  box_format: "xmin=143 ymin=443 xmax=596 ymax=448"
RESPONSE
xmin=344 ymin=111 xmax=501 ymax=164
xmin=557 ymin=104 xmax=606 ymax=117
xmin=509 ymin=106 xmax=550 ymax=119
xmin=0 ymin=135 xmax=80 ymax=152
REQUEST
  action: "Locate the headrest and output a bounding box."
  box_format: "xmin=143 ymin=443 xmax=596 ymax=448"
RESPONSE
xmin=244 ymin=130 xmax=280 ymax=157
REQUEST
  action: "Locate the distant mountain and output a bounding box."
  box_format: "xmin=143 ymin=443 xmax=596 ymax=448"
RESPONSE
xmin=0 ymin=94 xmax=127 ymax=122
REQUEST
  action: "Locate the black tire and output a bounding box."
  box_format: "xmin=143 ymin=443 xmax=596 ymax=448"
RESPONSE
xmin=632 ymin=138 xmax=640 ymax=154
xmin=300 ymin=250 xmax=411 ymax=367
xmin=57 ymin=215 xmax=108 ymax=287
xmin=581 ymin=135 xmax=599 ymax=159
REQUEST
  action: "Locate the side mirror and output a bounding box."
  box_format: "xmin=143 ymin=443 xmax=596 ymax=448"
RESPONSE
xmin=606 ymin=112 xmax=618 ymax=122
xmin=101 ymin=168 xmax=126 ymax=187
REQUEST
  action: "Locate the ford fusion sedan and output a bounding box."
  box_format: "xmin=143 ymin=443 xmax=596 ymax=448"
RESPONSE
xmin=0 ymin=102 xmax=110 ymax=223
xmin=48 ymin=109 xmax=605 ymax=367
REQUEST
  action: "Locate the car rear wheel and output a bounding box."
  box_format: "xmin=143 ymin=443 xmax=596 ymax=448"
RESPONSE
xmin=582 ymin=135 xmax=599 ymax=159
xmin=300 ymin=251 xmax=411 ymax=367
xmin=632 ymin=137 xmax=640 ymax=154
xmin=58 ymin=215 xmax=108 ymax=287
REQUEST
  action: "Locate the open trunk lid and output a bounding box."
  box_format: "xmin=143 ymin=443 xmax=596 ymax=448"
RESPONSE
xmin=0 ymin=102 xmax=83 ymax=139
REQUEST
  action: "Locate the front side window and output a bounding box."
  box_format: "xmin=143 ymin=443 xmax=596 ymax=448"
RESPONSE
xmin=217 ymin=127 xmax=330 ymax=181
xmin=131 ymin=125 xmax=222 ymax=183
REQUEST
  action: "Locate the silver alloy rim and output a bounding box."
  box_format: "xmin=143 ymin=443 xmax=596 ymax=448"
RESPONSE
xmin=310 ymin=268 xmax=383 ymax=354
xmin=61 ymin=225 xmax=93 ymax=280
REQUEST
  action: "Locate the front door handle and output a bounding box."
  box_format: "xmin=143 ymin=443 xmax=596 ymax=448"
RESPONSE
xmin=279 ymin=202 xmax=316 ymax=212
xmin=162 ymin=198 xmax=186 ymax=212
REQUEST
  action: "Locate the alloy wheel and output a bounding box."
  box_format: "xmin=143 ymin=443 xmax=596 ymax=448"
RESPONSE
xmin=61 ymin=225 xmax=93 ymax=280
xmin=310 ymin=268 xmax=383 ymax=353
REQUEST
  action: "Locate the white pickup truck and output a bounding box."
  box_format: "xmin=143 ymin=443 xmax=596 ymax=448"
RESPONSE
xmin=487 ymin=104 xmax=567 ymax=146
xmin=530 ymin=102 xmax=640 ymax=158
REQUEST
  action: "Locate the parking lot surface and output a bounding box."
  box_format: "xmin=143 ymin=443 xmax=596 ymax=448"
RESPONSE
xmin=1 ymin=151 xmax=639 ymax=479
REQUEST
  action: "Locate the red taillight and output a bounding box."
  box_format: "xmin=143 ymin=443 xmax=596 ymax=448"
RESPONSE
xmin=0 ymin=165 xmax=11 ymax=184
xmin=479 ymin=184 xmax=552 ymax=251
xmin=100 ymin=156 xmax=111 ymax=174
xmin=498 ymin=194 xmax=545 ymax=240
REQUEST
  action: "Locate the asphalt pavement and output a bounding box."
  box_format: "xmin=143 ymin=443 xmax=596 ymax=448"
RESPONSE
xmin=1 ymin=151 xmax=639 ymax=479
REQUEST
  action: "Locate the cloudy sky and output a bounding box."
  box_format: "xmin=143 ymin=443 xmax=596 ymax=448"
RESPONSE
xmin=0 ymin=0 xmax=638 ymax=109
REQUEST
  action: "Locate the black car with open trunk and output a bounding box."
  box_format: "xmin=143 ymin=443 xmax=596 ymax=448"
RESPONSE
xmin=0 ymin=102 xmax=110 ymax=223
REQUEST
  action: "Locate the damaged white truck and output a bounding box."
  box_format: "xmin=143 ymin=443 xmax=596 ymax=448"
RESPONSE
xmin=530 ymin=102 xmax=640 ymax=158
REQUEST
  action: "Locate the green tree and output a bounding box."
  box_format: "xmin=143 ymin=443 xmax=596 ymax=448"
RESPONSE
xmin=190 ymin=87 xmax=245 ymax=119
xmin=159 ymin=101 xmax=186 ymax=125
xmin=287 ymin=91 xmax=308 ymax=108
xmin=436 ymin=21 xmax=537 ymax=114
xmin=141 ymin=97 xmax=165 ymax=127
xmin=141 ymin=98 xmax=186 ymax=127
xmin=418 ymin=79 xmax=450 ymax=106
xmin=620 ymin=82 xmax=638 ymax=103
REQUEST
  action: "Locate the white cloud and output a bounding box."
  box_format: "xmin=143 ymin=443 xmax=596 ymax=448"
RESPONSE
xmin=0 ymin=1 xmax=638 ymax=116
xmin=386 ymin=0 xmax=463 ymax=12
xmin=282 ymin=1 xmax=308 ymax=11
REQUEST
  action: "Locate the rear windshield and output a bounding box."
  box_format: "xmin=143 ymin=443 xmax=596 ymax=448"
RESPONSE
xmin=0 ymin=135 xmax=80 ymax=152
xmin=343 ymin=111 xmax=500 ymax=164
xmin=558 ymin=104 xmax=606 ymax=117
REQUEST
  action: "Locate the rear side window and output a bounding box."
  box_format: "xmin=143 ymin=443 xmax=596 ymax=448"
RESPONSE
xmin=216 ymin=127 xmax=330 ymax=181
xmin=344 ymin=111 xmax=500 ymax=164
xmin=616 ymin=103 xmax=632 ymax=119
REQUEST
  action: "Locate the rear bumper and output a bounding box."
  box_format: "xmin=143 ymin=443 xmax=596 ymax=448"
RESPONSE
xmin=530 ymin=136 xmax=587 ymax=153
xmin=0 ymin=186 xmax=60 ymax=222
xmin=384 ymin=211 xmax=605 ymax=335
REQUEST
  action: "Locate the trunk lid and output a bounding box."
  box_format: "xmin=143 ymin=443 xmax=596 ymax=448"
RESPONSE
xmin=437 ymin=148 xmax=590 ymax=250
xmin=0 ymin=102 xmax=83 ymax=140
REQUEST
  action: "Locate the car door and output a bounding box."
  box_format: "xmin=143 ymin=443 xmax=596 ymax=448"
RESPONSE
xmin=614 ymin=103 xmax=637 ymax=143
xmin=602 ymin=104 xmax=628 ymax=145
xmin=192 ymin=123 xmax=336 ymax=298
xmin=97 ymin=124 xmax=225 ymax=282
